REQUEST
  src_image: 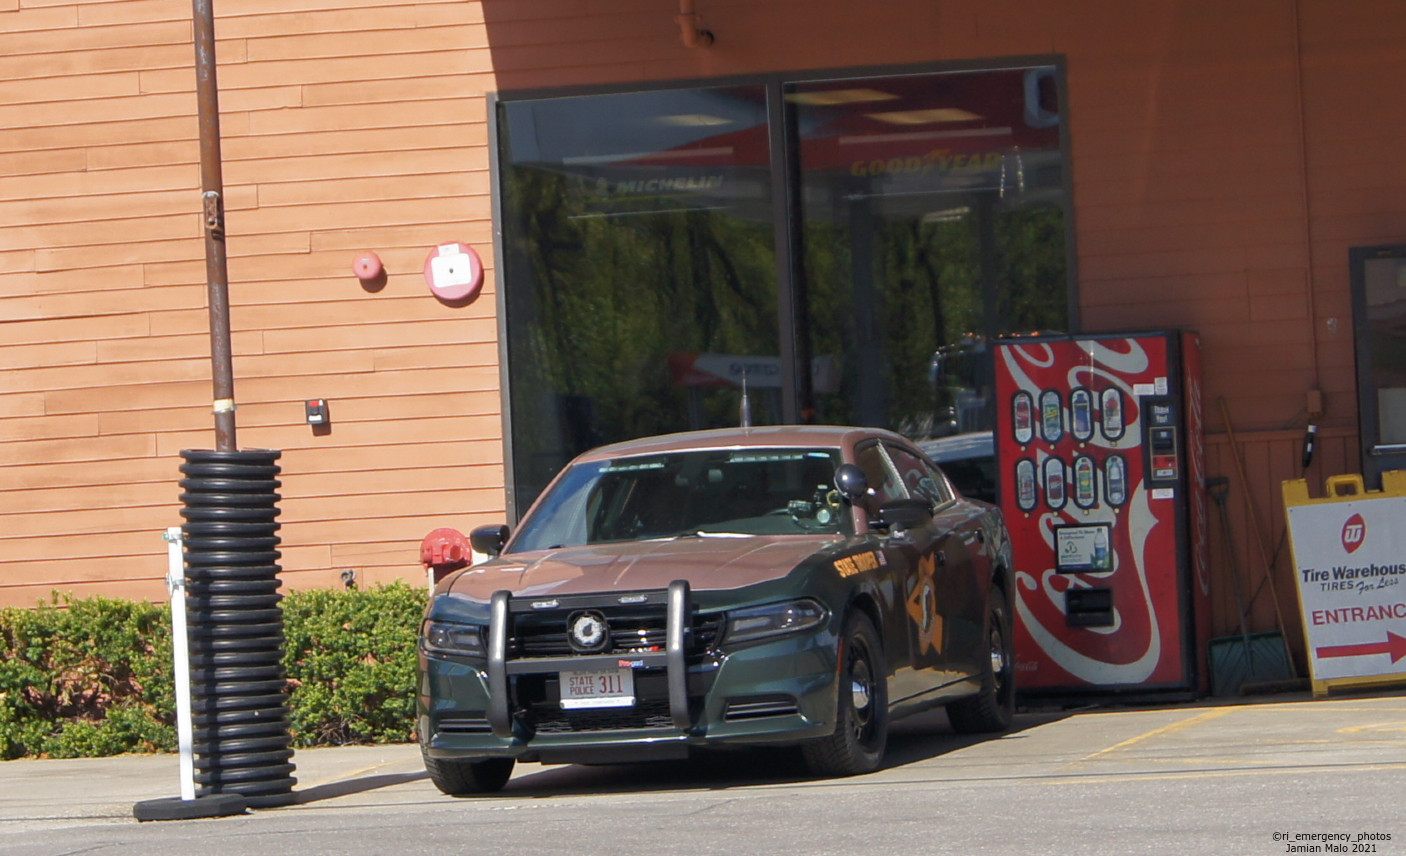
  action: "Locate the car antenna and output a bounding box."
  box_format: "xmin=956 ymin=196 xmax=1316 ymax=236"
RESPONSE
xmin=739 ymin=367 xmax=753 ymax=428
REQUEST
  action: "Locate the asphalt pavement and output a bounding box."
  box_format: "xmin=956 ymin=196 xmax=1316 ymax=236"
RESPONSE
xmin=0 ymin=742 xmax=429 ymax=831
xmin=3 ymin=687 xmax=1406 ymax=844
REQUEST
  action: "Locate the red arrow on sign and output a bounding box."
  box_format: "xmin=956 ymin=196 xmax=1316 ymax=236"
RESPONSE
xmin=1316 ymin=631 xmax=1406 ymax=663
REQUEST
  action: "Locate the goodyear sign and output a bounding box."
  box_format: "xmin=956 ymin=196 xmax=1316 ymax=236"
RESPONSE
xmin=1284 ymin=471 xmax=1406 ymax=697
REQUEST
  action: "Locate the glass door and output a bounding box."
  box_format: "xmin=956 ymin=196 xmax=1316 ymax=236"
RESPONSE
xmin=787 ymin=68 xmax=1070 ymax=442
xmin=1351 ymin=244 xmax=1406 ymax=486
xmin=497 ymin=85 xmax=779 ymax=516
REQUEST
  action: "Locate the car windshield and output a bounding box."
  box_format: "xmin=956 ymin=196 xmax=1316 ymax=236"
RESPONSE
xmin=510 ymin=447 xmax=850 ymax=552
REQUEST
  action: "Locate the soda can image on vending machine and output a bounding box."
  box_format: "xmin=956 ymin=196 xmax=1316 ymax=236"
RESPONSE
xmin=1101 ymin=387 xmax=1125 ymax=441
xmin=993 ymin=331 xmax=1210 ymax=700
xmin=1012 ymin=391 xmax=1034 ymax=446
xmin=1044 ymin=456 xmax=1066 ymax=510
xmin=1039 ymin=390 xmax=1063 ymax=443
xmin=1072 ymin=455 xmax=1097 ymax=509
xmin=1070 ymin=388 xmax=1094 ymax=442
xmin=1105 ymin=454 xmax=1128 ymax=507
xmin=1015 ymin=458 xmax=1038 ymax=513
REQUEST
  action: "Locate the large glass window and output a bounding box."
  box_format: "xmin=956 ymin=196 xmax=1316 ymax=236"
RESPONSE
xmin=1350 ymin=246 xmax=1406 ymax=485
xmin=498 ymin=86 xmax=780 ymax=514
xmin=792 ymin=68 xmax=1069 ymax=438
xmin=497 ymin=64 xmax=1072 ymax=517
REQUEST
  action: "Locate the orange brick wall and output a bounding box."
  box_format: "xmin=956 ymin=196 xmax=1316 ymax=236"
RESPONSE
xmin=2 ymin=0 xmax=1403 ymax=645
xmin=1 ymin=0 xmax=503 ymax=606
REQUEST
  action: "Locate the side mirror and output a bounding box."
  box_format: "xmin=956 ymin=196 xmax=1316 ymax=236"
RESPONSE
xmin=470 ymin=524 xmax=510 ymax=557
xmin=834 ymin=464 xmax=869 ymax=500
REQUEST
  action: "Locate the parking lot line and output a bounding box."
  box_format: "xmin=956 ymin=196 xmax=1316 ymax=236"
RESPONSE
xmin=1074 ymin=707 xmax=1235 ymax=763
xmin=1040 ymin=759 xmax=1406 ymax=786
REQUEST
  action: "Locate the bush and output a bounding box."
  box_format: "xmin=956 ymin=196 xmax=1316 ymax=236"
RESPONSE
xmin=0 ymin=594 xmax=175 ymax=760
xmin=0 ymin=582 xmax=427 ymax=760
xmin=281 ymin=582 xmax=426 ymax=747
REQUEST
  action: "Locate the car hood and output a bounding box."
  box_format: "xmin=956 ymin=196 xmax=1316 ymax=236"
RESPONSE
xmin=445 ymin=535 xmax=840 ymax=600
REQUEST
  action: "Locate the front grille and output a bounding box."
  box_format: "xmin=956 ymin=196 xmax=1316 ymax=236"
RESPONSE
xmin=488 ymin=585 xmax=713 ymax=739
xmin=531 ymin=699 xmax=674 ymax=733
xmin=510 ymin=610 xmax=722 ymax=658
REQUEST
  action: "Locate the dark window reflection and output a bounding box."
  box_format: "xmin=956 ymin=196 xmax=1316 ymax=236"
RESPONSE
xmin=790 ymin=68 xmax=1069 ymax=440
xmin=1362 ymin=257 xmax=1406 ymax=445
xmin=498 ymin=86 xmax=779 ymax=515
xmin=497 ymin=67 xmax=1072 ymax=517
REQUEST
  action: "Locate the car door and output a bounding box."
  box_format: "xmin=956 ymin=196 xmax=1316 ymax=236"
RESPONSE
xmin=895 ymin=442 xmax=991 ymax=682
xmin=885 ymin=441 xmax=990 ymax=686
xmin=851 ymin=441 xmax=929 ymax=701
xmin=853 ymin=440 xmax=954 ymax=700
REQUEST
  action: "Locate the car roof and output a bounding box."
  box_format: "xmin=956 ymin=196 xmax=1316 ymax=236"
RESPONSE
xmin=917 ymin=431 xmax=995 ymax=463
xmin=570 ymin=425 xmax=912 ymax=463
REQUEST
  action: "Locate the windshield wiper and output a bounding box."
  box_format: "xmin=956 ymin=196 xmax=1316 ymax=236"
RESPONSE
xmin=678 ymin=529 xmax=753 ymax=539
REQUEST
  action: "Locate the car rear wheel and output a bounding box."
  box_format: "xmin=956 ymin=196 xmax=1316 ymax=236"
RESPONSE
xmin=422 ymin=749 xmax=515 ymax=796
xmin=802 ymin=611 xmax=888 ymax=777
xmin=946 ymin=585 xmax=1015 ymax=734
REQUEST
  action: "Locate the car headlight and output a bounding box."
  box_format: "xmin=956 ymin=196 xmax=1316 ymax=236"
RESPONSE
xmin=724 ymin=599 xmax=828 ymax=646
xmin=423 ymin=620 xmax=486 ymax=657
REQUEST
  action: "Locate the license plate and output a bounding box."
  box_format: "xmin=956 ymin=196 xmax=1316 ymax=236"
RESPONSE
xmin=560 ymin=667 xmax=636 ymax=709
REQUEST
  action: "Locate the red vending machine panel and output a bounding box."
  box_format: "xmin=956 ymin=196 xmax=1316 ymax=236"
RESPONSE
xmin=995 ymin=331 xmax=1210 ymax=696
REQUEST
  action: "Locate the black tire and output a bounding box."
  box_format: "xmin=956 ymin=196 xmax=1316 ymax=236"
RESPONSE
xmin=422 ymin=749 xmax=515 ymax=796
xmin=946 ymin=585 xmax=1015 ymax=734
xmin=802 ymin=611 xmax=888 ymax=777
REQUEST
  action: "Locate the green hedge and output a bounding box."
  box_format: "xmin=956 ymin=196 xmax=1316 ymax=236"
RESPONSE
xmin=0 ymin=582 xmax=427 ymax=760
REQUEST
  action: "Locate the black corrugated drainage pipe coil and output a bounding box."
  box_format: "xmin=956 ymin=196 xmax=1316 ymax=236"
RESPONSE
xmin=179 ymin=449 xmax=296 ymax=808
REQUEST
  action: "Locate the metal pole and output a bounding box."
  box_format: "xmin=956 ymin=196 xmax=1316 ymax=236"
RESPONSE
xmin=165 ymin=527 xmax=196 ymax=802
xmin=193 ymin=0 xmax=236 ymax=451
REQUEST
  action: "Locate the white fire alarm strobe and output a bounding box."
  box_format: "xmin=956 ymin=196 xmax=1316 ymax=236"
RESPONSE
xmin=423 ymin=242 xmax=484 ymax=302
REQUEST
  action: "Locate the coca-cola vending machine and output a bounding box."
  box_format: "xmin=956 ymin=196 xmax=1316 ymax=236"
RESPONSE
xmin=994 ymin=331 xmax=1211 ymax=697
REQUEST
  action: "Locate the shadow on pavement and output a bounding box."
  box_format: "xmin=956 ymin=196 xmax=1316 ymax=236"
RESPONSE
xmin=294 ymin=771 xmax=429 ymax=805
xmin=882 ymin=708 xmax=1070 ymax=769
xmin=486 ymin=709 xmax=1070 ymax=798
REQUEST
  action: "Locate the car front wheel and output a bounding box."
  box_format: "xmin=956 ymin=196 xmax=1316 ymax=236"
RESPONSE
xmin=946 ymin=584 xmax=1015 ymax=734
xmin=802 ymin=611 xmax=888 ymax=777
xmin=422 ymin=749 xmax=515 ymax=796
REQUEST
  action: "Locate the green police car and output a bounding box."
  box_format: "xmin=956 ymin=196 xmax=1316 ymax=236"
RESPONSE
xmin=417 ymin=425 xmax=1015 ymax=794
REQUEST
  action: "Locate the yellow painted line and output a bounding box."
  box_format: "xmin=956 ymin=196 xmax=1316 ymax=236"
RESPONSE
xmin=1338 ymin=721 xmax=1406 ymax=734
xmin=1076 ymin=707 xmax=1236 ymax=762
xmin=1240 ymin=702 xmax=1406 ymax=713
xmin=1041 ymin=760 xmax=1406 ymax=786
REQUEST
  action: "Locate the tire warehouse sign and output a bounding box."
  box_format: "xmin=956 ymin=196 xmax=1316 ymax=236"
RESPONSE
xmin=1283 ymin=471 xmax=1406 ymax=697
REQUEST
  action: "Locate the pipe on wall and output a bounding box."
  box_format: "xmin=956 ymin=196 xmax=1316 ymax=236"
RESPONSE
xmin=676 ymin=0 xmax=714 ymax=47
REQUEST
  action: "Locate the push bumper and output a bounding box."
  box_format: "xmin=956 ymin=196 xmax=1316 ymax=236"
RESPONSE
xmin=420 ymin=582 xmax=840 ymax=765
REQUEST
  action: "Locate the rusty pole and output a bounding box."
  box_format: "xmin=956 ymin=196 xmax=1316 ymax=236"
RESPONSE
xmin=193 ymin=0 xmax=236 ymax=451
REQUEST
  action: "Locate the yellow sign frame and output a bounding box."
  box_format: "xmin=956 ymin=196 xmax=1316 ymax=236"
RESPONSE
xmin=1282 ymin=470 xmax=1406 ymax=698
